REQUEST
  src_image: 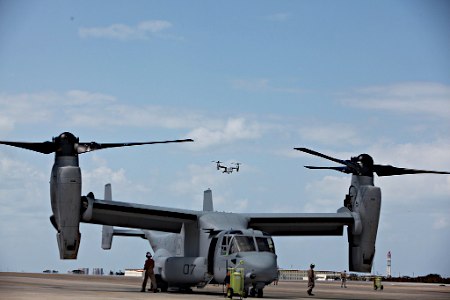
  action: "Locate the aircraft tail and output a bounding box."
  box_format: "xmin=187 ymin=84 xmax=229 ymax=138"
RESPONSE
xmin=101 ymin=183 xmax=146 ymax=250
xmin=102 ymin=225 xmax=114 ymax=249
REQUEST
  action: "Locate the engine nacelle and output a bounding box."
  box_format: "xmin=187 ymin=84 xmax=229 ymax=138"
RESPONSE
xmin=54 ymin=166 xmax=82 ymax=259
xmin=160 ymin=257 xmax=208 ymax=285
xmin=348 ymin=185 xmax=381 ymax=272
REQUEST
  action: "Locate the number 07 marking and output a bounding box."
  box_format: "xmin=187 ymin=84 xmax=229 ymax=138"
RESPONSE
xmin=183 ymin=264 xmax=196 ymax=275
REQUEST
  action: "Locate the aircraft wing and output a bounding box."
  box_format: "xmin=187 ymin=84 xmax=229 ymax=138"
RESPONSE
xmin=81 ymin=197 xmax=199 ymax=233
xmin=244 ymin=210 xmax=354 ymax=236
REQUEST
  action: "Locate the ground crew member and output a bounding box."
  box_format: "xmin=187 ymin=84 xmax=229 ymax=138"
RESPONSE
xmin=341 ymin=270 xmax=347 ymax=288
xmin=307 ymin=263 xmax=315 ymax=296
xmin=141 ymin=252 xmax=158 ymax=292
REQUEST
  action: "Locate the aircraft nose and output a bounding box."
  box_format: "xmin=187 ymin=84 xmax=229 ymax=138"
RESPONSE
xmin=237 ymin=252 xmax=278 ymax=282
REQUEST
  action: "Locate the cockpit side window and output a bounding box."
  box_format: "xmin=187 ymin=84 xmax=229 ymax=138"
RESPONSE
xmin=221 ymin=235 xmax=231 ymax=255
xmin=256 ymin=237 xmax=276 ymax=253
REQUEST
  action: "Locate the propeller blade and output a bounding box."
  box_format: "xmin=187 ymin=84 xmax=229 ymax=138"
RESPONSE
xmin=374 ymin=165 xmax=450 ymax=177
xmin=77 ymin=139 xmax=194 ymax=154
xmin=295 ymin=148 xmax=350 ymax=166
xmin=304 ymin=166 xmax=351 ymax=173
xmin=0 ymin=141 xmax=56 ymax=154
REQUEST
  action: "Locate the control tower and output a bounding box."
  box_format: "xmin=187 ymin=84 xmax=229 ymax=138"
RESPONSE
xmin=387 ymin=251 xmax=392 ymax=278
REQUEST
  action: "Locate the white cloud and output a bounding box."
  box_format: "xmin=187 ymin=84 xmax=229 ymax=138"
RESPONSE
xmin=81 ymin=155 xmax=151 ymax=202
xmin=0 ymin=91 xmax=267 ymax=150
xmin=0 ymin=91 xmax=188 ymax=131
xmin=0 ymin=156 xmax=48 ymax=217
xmin=0 ymin=116 xmax=14 ymax=131
xmin=432 ymin=213 xmax=449 ymax=230
xmin=341 ymin=82 xmax=450 ymax=119
xmin=71 ymin=104 xmax=203 ymax=129
xmin=169 ymin=163 xmax=249 ymax=212
xmin=170 ymin=164 xmax=222 ymax=197
xmin=0 ymin=90 xmax=116 ymax=131
xmin=79 ymin=20 xmax=173 ymax=41
xmin=369 ymin=140 xmax=450 ymax=170
xmin=186 ymin=117 xmax=262 ymax=149
xmin=298 ymin=123 xmax=362 ymax=146
xmin=65 ymin=90 xmax=116 ymax=105
xmin=303 ymin=175 xmax=349 ymax=212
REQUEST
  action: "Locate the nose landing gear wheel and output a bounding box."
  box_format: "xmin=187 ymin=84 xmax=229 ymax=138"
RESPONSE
xmin=249 ymin=287 xmax=263 ymax=298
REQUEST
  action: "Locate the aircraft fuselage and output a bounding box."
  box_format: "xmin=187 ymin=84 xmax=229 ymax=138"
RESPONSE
xmin=146 ymin=211 xmax=278 ymax=293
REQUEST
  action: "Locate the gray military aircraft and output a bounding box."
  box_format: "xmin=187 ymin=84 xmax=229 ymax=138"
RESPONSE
xmin=1 ymin=134 xmax=449 ymax=298
xmin=213 ymin=160 xmax=241 ymax=174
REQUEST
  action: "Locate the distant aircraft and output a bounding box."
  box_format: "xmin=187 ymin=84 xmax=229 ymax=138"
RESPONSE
xmin=1 ymin=133 xmax=449 ymax=298
xmin=213 ymin=161 xmax=241 ymax=174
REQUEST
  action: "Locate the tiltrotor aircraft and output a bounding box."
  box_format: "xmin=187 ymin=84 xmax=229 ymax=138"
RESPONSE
xmin=1 ymin=134 xmax=449 ymax=298
xmin=212 ymin=160 xmax=241 ymax=174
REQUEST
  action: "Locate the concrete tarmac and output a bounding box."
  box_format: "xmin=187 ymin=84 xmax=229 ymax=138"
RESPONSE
xmin=1 ymin=272 xmax=449 ymax=300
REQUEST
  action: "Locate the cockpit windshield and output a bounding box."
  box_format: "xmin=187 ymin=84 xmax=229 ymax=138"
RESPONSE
xmin=256 ymin=237 xmax=276 ymax=253
xmin=229 ymin=236 xmax=256 ymax=254
xmin=220 ymin=232 xmax=276 ymax=255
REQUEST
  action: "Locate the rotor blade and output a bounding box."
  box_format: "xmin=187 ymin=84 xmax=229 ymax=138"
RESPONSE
xmin=374 ymin=164 xmax=450 ymax=177
xmin=295 ymin=148 xmax=348 ymax=166
xmin=304 ymin=166 xmax=351 ymax=173
xmin=0 ymin=141 xmax=56 ymax=154
xmin=77 ymin=139 xmax=194 ymax=154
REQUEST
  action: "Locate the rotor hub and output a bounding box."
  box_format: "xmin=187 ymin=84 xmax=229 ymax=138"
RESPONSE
xmin=54 ymin=132 xmax=79 ymax=157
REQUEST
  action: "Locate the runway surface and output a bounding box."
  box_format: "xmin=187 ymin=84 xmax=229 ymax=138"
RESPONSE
xmin=1 ymin=272 xmax=449 ymax=300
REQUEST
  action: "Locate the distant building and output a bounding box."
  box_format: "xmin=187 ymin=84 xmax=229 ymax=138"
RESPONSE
xmin=92 ymin=268 xmax=104 ymax=275
xmin=278 ymin=269 xmax=341 ymax=281
xmin=124 ymin=269 xmax=144 ymax=277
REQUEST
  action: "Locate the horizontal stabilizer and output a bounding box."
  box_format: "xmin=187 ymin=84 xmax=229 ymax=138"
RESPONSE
xmin=102 ymin=226 xmax=147 ymax=250
xmin=102 ymin=226 xmax=114 ymax=250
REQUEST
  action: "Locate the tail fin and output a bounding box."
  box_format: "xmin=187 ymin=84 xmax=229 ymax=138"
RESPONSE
xmin=100 ymin=183 xmax=147 ymax=250
xmin=102 ymin=183 xmax=114 ymax=250
xmin=102 ymin=225 xmax=114 ymax=250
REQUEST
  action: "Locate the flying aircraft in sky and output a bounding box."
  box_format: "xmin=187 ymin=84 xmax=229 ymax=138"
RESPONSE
xmin=1 ymin=133 xmax=449 ymax=298
xmin=212 ymin=161 xmax=241 ymax=174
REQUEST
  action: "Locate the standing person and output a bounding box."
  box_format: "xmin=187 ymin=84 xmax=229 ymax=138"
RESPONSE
xmin=307 ymin=264 xmax=315 ymax=296
xmin=141 ymin=252 xmax=158 ymax=292
xmin=341 ymin=270 xmax=347 ymax=288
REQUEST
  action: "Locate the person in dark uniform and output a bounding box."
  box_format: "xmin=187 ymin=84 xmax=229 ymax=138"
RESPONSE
xmin=341 ymin=270 xmax=347 ymax=288
xmin=307 ymin=263 xmax=315 ymax=296
xmin=141 ymin=252 xmax=158 ymax=292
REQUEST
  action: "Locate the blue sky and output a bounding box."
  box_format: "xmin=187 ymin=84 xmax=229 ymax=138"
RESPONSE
xmin=0 ymin=0 xmax=449 ymax=277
